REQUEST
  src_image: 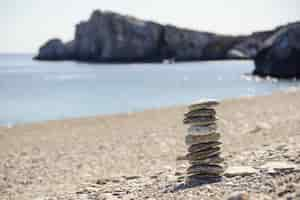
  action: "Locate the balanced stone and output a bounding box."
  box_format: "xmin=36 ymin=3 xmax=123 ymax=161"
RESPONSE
xmin=187 ymin=164 xmax=224 ymax=175
xmin=189 ymin=155 xmax=224 ymax=165
xmin=188 ymin=124 xmax=217 ymax=135
xmin=187 ymin=121 xmax=217 ymax=127
xmin=186 ymin=147 xmax=221 ymax=160
xmin=188 ymin=99 xmax=220 ymax=111
xmin=183 ymin=116 xmax=217 ymax=124
xmin=188 ymin=141 xmax=222 ymax=153
xmin=184 ymin=108 xmax=216 ymax=118
xmin=185 ymin=132 xmax=221 ymax=146
xmin=186 ymin=174 xmax=222 ymax=185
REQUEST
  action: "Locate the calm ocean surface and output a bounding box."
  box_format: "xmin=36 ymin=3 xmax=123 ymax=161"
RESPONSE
xmin=0 ymin=54 xmax=299 ymax=125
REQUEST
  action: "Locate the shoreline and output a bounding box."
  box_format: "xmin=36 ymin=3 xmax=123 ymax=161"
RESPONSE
xmin=1 ymin=89 xmax=300 ymax=199
xmin=0 ymin=87 xmax=297 ymax=128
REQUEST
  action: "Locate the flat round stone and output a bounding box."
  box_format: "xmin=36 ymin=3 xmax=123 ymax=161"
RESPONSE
xmin=187 ymin=124 xmax=218 ymax=136
xmin=185 ymin=108 xmax=216 ymax=118
xmin=183 ymin=116 xmax=217 ymax=124
xmin=187 ymin=164 xmax=224 ymax=175
xmin=185 ymin=174 xmax=222 ymax=185
xmin=189 ymin=154 xmax=224 ymax=165
xmin=188 ymin=99 xmax=219 ymax=111
xmin=224 ymin=166 xmax=258 ymax=177
xmin=185 ymin=132 xmax=221 ymax=146
xmin=188 ymin=141 xmax=222 ymax=153
xmin=186 ymin=120 xmax=217 ymax=126
xmin=186 ymin=147 xmax=221 ymax=160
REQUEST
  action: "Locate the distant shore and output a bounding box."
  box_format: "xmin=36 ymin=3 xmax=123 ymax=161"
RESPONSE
xmin=1 ymin=89 xmax=300 ymax=199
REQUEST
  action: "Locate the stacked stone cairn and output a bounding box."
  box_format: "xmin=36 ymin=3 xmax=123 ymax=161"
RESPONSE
xmin=183 ymin=99 xmax=224 ymax=185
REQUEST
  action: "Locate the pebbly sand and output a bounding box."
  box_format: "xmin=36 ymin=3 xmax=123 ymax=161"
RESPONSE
xmin=1 ymin=90 xmax=300 ymax=200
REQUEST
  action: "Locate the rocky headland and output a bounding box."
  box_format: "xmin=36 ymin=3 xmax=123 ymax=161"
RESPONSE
xmin=254 ymin=22 xmax=300 ymax=78
xmin=35 ymin=10 xmax=274 ymax=62
xmin=35 ymin=10 xmax=300 ymax=78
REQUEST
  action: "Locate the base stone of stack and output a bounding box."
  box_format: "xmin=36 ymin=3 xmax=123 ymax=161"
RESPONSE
xmin=185 ymin=175 xmax=223 ymax=186
xmin=187 ymin=164 xmax=224 ymax=175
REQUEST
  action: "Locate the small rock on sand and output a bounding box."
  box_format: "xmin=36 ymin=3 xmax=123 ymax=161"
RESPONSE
xmin=260 ymin=161 xmax=297 ymax=173
xmin=224 ymin=166 xmax=258 ymax=177
xmin=227 ymin=191 xmax=249 ymax=200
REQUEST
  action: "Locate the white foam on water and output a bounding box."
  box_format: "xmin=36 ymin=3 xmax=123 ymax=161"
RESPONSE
xmin=240 ymin=74 xmax=253 ymax=81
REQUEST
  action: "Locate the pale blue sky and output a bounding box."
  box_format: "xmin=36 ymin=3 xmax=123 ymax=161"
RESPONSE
xmin=1 ymin=0 xmax=300 ymax=53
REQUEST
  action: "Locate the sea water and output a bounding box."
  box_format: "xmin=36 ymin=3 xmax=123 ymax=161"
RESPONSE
xmin=0 ymin=54 xmax=299 ymax=125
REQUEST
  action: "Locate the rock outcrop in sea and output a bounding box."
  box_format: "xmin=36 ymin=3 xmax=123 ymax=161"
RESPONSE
xmin=254 ymin=22 xmax=300 ymax=78
xmin=37 ymin=39 xmax=75 ymax=60
xmin=35 ymin=10 xmax=275 ymax=63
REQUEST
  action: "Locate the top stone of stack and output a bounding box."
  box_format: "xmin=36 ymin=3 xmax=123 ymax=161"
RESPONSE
xmin=184 ymin=99 xmax=219 ymax=126
xmin=188 ymin=99 xmax=219 ymax=111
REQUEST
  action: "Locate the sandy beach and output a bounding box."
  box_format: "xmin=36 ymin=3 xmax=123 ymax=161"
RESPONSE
xmin=1 ymin=90 xmax=300 ymax=200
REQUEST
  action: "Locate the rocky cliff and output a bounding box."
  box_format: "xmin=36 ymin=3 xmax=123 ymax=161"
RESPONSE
xmin=73 ymin=11 xmax=164 ymax=62
xmin=35 ymin=10 xmax=275 ymax=63
xmin=254 ymin=22 xmax=300 ymax=78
